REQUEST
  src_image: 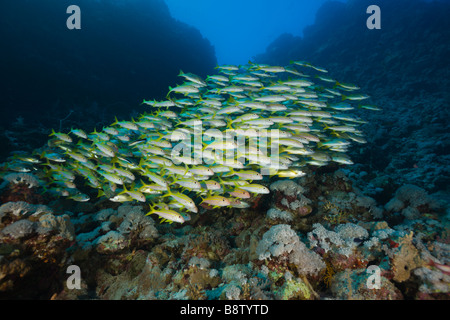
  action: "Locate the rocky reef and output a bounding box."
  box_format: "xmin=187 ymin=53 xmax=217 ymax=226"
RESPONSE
xmin=0 ymin=166 xmax=448 ymax=300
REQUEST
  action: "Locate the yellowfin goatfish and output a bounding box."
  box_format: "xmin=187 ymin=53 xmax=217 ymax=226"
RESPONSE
xmin=3 ymin=60 xmax=378 ymax=224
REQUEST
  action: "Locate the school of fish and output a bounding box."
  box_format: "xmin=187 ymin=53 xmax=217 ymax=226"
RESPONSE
xmin=1 ymin=61 xmax=380 ymax=224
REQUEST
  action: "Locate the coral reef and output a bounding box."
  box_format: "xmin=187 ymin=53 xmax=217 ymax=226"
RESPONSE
xmin=330 ymin=269 xmax=403 ymax=300
xmin=0 ymin=208 xmax=75 ymax=298
xmin=385 ymin=184 xmax=443 ymax=220
xmin=0 ymin=0 xmax=449 ymax=301
xmin=256 ymin=224 xmax=325 ymax=277
xmin=1 ymin=166 xmax=448 ymax=300
xmin=0 ymin=172 xmax=45 ymax=204
xmin=0 ymin=173 xmax=41 ymax=189
xmin=270 ymin=179 xmax=312 ymax=217
xmin=0 ymin=201 xmax=52 ymax=221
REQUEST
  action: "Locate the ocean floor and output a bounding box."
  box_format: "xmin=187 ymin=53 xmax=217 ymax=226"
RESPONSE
xmin=0 ymin=160 xmax=448 ymax=299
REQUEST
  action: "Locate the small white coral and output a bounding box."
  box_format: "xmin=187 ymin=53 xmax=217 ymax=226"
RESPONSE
xmin=256 ymin=224 xmax=299 ymax=260
xmin=116 ymin=204 xmax=158 ymax=240
xmin=309 ymin=223 xmax=369 ymax=257
xmin=308 ymin=223 xmax=343 ymax=253
xmin=188 ymin=256 xmax=211 ymax=270
xmin=385 ymin=184 xmax=441 ymax=219
xmin=266 ymin=208 xmax=293 ymax=222
xmin=2 ymin=172 xmax=41 ymax=188
xmin=395 ymin=184 xmax=430 ymax=207
xmin=335 ymin=222 xmax=369 ymax=241
xmin=38 ymin=213 xmax=75 ymax=240
xmin=0 ymin=219 xmax=35 ymax=239
xmin=0 ymin=201 xmax=52 ymax=219
xmin=222 ymin=264 xmax=252 ymax=285
xmin=385 ymin=197 xmax=404 ymax=212
xmin=257 ymin=224 xmax=325 ymax=276
xmin=0 ymin=201 xmax=34 ymax=218
xmin=224 ymin=284 xmax=241 ymax=300
xmin=356 ymin=194 xmax=383 ymax=219
xmin=269 ymin=179 xmax=304 ymax=197
xmin=95 ymin=230 xmax=127 ymax=253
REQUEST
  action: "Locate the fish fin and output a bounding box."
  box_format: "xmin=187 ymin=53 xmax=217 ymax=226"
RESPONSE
xmin=154 ymin=132 xmax=165 ymax=142
xmin=146 ymin=203 xmax=156 ymax=216
xmin=161 ymin=188 xmax=172 ymax=198
xmin=225 ymin=118 xmax=234 ymax=130
xmin=118 ymin=184 xmax=128 ymax=195
xmin=182 ymin=163 xmax=190 ymax=176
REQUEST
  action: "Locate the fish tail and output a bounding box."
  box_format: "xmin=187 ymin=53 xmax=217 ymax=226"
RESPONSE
xmin=97 ymin=189 xmax=105 ymax=198
xmin=146 ymin=202 xmax=156 ymax=215
xmin=226 ymin=117 xmax=234 ymax=130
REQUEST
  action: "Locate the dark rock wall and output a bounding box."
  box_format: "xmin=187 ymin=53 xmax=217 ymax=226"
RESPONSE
xmin=0 ymin=0 xmax=217 ymax=157
xmin=254 ymin=0 xmax=450 ymax=193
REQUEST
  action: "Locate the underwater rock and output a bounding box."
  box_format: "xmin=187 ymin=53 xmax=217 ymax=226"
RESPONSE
xmin=414 ymin=243 xmax=450 ymax=300
xmin=0 ymin=212 xmax=75 ymax=298
xmin=384 ymin=232 xmax=424 ymax=283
